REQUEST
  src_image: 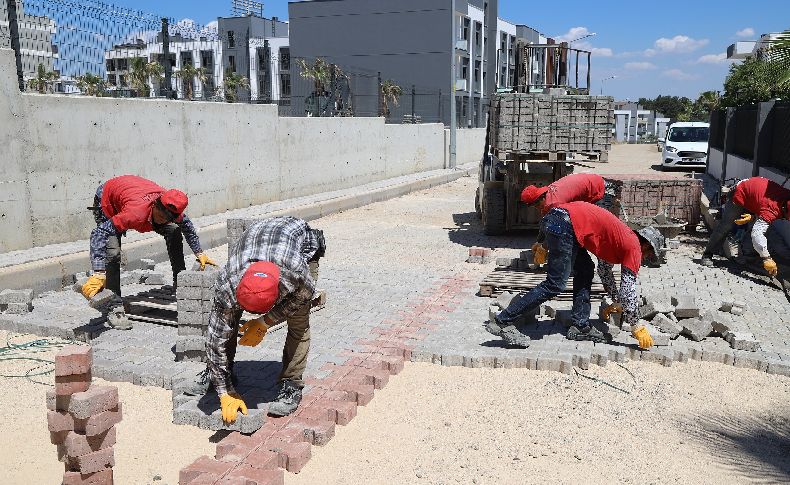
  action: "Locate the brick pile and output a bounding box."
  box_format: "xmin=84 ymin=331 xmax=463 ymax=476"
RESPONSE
xmin=466 ymin=247 xmax=494 ymax=264
xmin=175 ymin=270 xmax=218 ymax=362
xmin=47 ymin=345 xmax=122 ymax=485
xmin=0 ymin=288 xmax=34 ymax=314
xmin=496 ymin=249 xmax=541 ymax=270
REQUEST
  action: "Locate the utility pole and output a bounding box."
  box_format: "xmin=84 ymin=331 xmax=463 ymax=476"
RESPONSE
xmin=6 ymin=0 xmax=24 ymax=91
xmin=449 ymin=0 xmax=457 ymax=169
xmin=161 ymin=18 xmax=172 ymax=98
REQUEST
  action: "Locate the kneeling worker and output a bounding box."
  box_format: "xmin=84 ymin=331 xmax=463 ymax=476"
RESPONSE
xmin=487 ymin=201 xmax=664 ymax=349
xmin=81 ymin=175 xmax=215 ymax=300
xmin=198 ymin=216 xmax=325 ymax=424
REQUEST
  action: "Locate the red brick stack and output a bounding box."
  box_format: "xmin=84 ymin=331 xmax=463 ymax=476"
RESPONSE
xmin=47 ymin=345 xmax=122 ymax=485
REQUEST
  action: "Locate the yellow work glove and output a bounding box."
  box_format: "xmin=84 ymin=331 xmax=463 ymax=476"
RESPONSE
xmin=81 ymin=273 xmax=106 ymax=299
xmin=734 ymin=213 xmax=753 ymax=225
xmin=601 ymin=303 xmax=623 ymax=321
xmin=238 ymin=318 xmax=269 ymax=347
xmin=219 ymin=392 xmax=248 ymax=423
xmin=196 ymin=253 xmax=217 ymax=271
xmin=532 ymin=242 xmax=548 ymax=265
xmin=631 ymin=325 xmax=654 ymax=349
xmin=763 ymin=258 xmax=778 ymax=277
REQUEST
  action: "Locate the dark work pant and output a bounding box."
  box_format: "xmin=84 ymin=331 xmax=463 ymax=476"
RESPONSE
xmin=497 ymin=209 xmax=594 ymax=327
xmin=703 ymin=200 xmax=745 ymax=258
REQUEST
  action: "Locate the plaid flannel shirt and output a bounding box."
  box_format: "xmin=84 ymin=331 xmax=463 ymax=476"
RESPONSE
xmin=206 ymin=216 xmax=319 ymax=396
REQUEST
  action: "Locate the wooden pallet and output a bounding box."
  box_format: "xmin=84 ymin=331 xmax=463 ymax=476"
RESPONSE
xmin=479 ymin=267 xmax=617 ymax=299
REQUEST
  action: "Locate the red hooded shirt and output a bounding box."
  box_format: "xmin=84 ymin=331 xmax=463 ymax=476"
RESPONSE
xmin=559 ymin=201 xmax=642 ymax=274
xmin=731 ymin=177 xmax=790 ymax=224
xmin=543 ymin=174 xmax=606 ymax=214
xmin=100 ymin=175 xmax=183 ymax=233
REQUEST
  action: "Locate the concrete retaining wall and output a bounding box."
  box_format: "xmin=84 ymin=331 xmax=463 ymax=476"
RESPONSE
xmin=0 ymin=48 xmax=482 ymax=252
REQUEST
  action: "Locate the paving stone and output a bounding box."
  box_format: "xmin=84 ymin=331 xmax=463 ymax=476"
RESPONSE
xmin=652 ymin=313 xmax=682 ymax=337
xmin=680 ymin=317 xmax=712 ymax=342
xmin=642 ymin=323 xmax=671 ymax=346
xmin=55 ymin=345 xmax=93 ymax=377
xmin=0 ymin=288 xmax=34 ymax=304
xmin=728 ymin=332 xmax=760 ymax=352
xmin=672 ymin=294 xmax=700 ymax=319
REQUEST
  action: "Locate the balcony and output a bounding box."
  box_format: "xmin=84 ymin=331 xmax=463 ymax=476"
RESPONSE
xmin=455 ymin=79 xmax=467 ymax=91
xmin=727 ymin=41 xmax=757 ymax=59
xmin=456 ymin=39 xmax=468 ymax=51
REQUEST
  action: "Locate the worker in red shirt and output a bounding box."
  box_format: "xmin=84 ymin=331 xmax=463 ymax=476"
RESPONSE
xmin=81 ymin=175 xmax=216 ymax=300
xmin=487 ymin=202 xmax=664 ymax=349
xmin=521 ymin=173 xmax=618 ymax=265
xmin=701 ymin=177 xmax=790 ymax=276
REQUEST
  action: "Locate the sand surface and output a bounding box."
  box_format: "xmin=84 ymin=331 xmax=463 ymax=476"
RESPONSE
xmin=0 ymin=330 xmax=214 ymax=485
xmin=287 ymin=361 xmax=790 ymax=485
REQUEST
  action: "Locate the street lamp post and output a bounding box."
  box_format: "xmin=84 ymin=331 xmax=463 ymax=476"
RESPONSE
xmin=600 ymin=75 xmax=616 ymax=95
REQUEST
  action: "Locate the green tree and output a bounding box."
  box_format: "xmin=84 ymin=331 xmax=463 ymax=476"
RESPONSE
xmin=642 ymin=95 xmax=692 ymax=121
xmin=75 ymin=73 xmax=106 ymax=97
xmin=129 ymin=57 xmax=164 ymax=97
xmin=380 ymin=79 xmax=403 ymax=117
xmin=764 ymin=29 xmax=790 ymax=87
xmin=684 ymin=90 xmax=721 ymax=121
xmin=297 ymin=57 xmax=331 ymax=95
xmin=220 ymin=68 xmax=250 ymax=103
xmin=27 ymin=63 xmax=58 ymax=94
xmin=175 ymin=64 xmax=208 ymax=100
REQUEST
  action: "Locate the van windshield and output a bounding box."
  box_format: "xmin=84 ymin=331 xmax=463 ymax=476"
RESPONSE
xmin=667 ymin=127 xmax=709 ymax=143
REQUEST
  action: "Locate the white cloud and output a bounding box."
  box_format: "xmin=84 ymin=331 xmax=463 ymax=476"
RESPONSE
xmin=663 ymin=68 xmax=698 ymax=80
xmin=696 ymin=53 xmax=734 ymax=64
xmin=624 ymin=61 xmax=656 ymax=70
xmin=645 ymin=35 xmax=709 ymax=56
xmin=552 ymin=27 xmax=613 ymax=57
xmin=736 ymin=27 xmax=755 ymax=38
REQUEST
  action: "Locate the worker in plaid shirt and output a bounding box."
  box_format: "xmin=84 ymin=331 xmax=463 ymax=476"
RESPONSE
xmin=185 ymin=216 xmax=325 ymax=422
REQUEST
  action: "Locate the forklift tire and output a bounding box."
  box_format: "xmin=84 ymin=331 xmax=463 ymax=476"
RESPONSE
xmin=482 ymin=186 xmax=506 ymax=235
xmin=475 ymin=188 xmax=482 ymax=219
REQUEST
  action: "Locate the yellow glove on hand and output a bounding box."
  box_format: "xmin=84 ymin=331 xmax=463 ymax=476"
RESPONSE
xmin=238 ymin=318 xmax=268 ymax=347
xmin=734 ymin=213 xmax=753 ymax=225
xmin=219 ymin=392 xmax=248 ymax=423
xmin=632 ymin=325 xmax=654 ymax=349
xmin=196 ymin=253 xmax=217 ymax=271
xmin=532 ymin=242 xmax=548 ymax=265
xmin=81 ymin=273 xmax=106 ymax=299
xmin=601 ymin=303 xmax=623 ymax=321
xmin=763 ymin=258 xmax=778 ymax=277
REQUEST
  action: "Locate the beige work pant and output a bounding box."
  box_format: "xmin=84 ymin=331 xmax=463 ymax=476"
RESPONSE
xmin=278 ymin=261 xmax=319 ymax=387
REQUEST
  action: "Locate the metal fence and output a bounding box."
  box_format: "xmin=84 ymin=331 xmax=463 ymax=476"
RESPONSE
xmin=708 ymin=109 xmax=726 ymax=150
xmin=770 ymin=101 xmax=790 ymax=172
xmin=733 ymin=106 xmax=757 ymax=159
xmin=1 ymin=0 xmax=448 ymax=124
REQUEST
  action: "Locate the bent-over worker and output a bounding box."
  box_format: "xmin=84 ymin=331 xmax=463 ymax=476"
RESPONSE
xmin=487 ymin=202 xmax=664 ymax=349
xmin=81 ymin=175 xmax=215 ymax=300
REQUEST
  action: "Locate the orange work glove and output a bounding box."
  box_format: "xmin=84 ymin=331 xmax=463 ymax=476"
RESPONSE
xmin=81 ymin=273 xmax=106 ymax=299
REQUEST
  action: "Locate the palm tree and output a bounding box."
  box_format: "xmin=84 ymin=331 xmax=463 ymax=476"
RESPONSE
xmin=221 ymin=68 xmax=250 ymax=103
xmin=128 ymin=57 xmax=164 ymax=97
xmin=27 ymin=63 xmax=58 ymax=93
xmin=764 ymin=30 xmax=790 ymax=88
xmin=380 ymin=79 xmax=403 ymax=117
xmin=75 ymin=73 xmax=106 ymax=97
xmin=175 ymin=64 xmax=208 ymax=100
xmin=297 ymin=58 xmax=331 ymax=95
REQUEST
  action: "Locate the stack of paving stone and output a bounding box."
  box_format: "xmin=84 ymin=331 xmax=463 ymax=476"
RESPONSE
xmin=600 ymin=293 xmax=761 ymax=351
xmin=47 ymin=345 xmax=121 ymax=485
xmin=495 ymin=249 xmax=540 ymax=271
xmin=467 ymin=247 xmax=494 ymax=264
xmin=0 ymin=288 xmax=33 ymax=314
xmin=175 ymin=269 xmax=218 ymax=362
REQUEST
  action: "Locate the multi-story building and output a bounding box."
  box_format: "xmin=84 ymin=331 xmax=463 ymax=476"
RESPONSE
xmin=288 ymin=0 xmax=543 ymax=126
xmin=727 ymin=32 xmax=782 ymax=61
xmin=0 ymin=0 xmax=58 ymax=82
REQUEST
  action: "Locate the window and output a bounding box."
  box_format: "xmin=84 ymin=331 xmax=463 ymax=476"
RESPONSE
xmin=461 ymin=57 xmax=469 ymax=81
xmin=117 ymin=58 xmax=128 ymax=71
xmin=509 ymin=36 xmax=516 ymax=60
xmin=475 ymin=22 xmax=482 ymax=47
xmin=279 ymin=47 xmax=290 ymax=71
xmin=107 ymin=74 xmax=116 ymax=86
xmin=227 ymin=30 xmax=235 ymax=48
xmin=106 ymin=59 xmax=115 ymax=71
xmin=229 ymin=55 xmax=236 ymax=72
xmin=180 ymin=51 xmax=193 ymax=67
xmin=280 ymin=74 xmax=291 ymax=97
xmin=462 ymin=17 xmax=470 ymax=41
xmin=474 ymin=60 xmax=480 ymax=84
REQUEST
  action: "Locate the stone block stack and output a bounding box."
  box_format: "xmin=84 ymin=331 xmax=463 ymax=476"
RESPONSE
xmin=47 ymin=345 xmax=121 ymax=485
xmin=175 ymin=270 xmax=218 ymax=362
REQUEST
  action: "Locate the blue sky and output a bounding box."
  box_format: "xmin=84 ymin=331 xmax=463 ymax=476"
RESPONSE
xmin=93 ymin=0 xmax=789 ymax=101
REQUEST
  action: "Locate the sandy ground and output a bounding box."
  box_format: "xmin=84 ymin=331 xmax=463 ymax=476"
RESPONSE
xmin=0 ymin=331 xmax=215 ymax=485
xmin=287 ymin=361 xmax=790 ymax=485
xmin=578 ymin=143 xmax=685 ymax=176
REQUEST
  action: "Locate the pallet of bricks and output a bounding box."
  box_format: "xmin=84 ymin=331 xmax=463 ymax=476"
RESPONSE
xmin=47 ymin=345 xmax=121 ymax=485
xmin=175 ymin=269 xmax=218 ymax=362
xmin=606 ymin=175 xmax=703 ymax=231
xmin=489 ymin=93 xmax=614 ymax=157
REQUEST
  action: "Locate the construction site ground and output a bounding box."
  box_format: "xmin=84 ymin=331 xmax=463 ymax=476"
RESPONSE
xmin=3 ymin=143 xmax=789 ymax=484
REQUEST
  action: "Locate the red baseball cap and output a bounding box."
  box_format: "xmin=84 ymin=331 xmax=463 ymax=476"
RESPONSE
xmin=521 ymin=185 xmax=548 ymax=204
xmin=236 ymin=261 xmax=280 ymax=314
xmin=160 ymin=189 xmax=189 ymax=216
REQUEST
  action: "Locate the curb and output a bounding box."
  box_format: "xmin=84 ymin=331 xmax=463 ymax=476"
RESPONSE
xmin=0 ymin=165 xmax=476 ymax=295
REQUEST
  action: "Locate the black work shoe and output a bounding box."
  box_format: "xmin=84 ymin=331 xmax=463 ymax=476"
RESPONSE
xmin=485 ymin=319 xmax=530 ymax=348
xmin=566 ymin=324 xmax=609 ymax=343
xmin=268 ymin=381 xmax=302 ymax=417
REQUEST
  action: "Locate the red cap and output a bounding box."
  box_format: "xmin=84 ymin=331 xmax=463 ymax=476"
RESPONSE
xmin=520 ymin=185 xmax=548 ymax=204
xmin=236 ymin=261 xmax=280 ymax=314
xmin=160 ymin=189 xmax=188 ymax=216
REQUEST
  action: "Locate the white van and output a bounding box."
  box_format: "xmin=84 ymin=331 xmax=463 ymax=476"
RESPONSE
xmin=661 ymin=122 xmax=710 ymax=170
